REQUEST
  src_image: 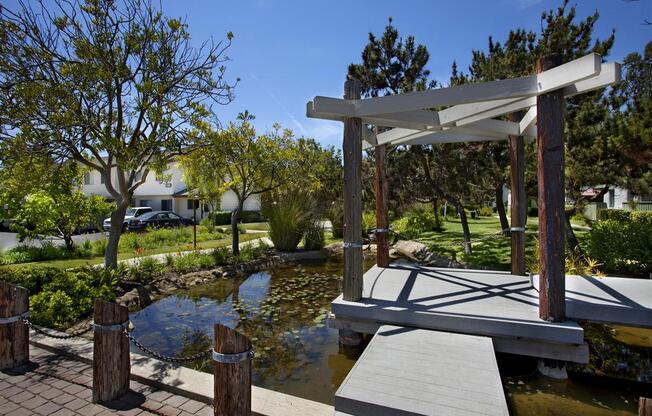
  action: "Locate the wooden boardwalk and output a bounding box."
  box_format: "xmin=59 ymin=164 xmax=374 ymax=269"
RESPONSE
xmin=330 ymin=264 xmax=590 ymax=363
xmin=335 ymin=325 xmax=509 ymax=416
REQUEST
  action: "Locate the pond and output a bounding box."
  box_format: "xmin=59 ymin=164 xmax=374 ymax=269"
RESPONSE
xmin=129 ymin=258 xmax=651 ymax=413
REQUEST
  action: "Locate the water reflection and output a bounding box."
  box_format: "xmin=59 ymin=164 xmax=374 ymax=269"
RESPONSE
xmin=129 ymin=260 xmax=374 ymax=404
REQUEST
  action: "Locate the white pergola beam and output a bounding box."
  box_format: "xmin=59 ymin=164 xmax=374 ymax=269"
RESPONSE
xmin=311 ymin=53 xmax=601 ymax=118
xmin=519 ymin=107 xmax=537 ymax=135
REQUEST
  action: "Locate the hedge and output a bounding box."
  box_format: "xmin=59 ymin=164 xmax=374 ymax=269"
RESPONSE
xmin=588 ymin=211 xmax=652 ymax=276
xmin=208 ymin=210 xmax=265 ymax=225
xmin=597 ymin=208 xmax=631 ymax=222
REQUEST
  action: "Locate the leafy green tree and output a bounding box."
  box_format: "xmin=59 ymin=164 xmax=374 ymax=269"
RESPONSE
xmin=180 ymin=113 xmax=299 ymax=255
xmin=1 ymin=161 xmax=113 ymax=251
xmin=0 ymin=0 xmax=235 ymax=268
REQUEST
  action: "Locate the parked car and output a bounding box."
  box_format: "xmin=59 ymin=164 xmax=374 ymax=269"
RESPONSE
xmin=126 ymin=211 xmax=193 ymax=231
xmin=103 ymin=207 xmax=153 ymax=231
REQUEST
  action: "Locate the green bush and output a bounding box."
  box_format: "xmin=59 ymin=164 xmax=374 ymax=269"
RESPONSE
xmin=477 ymin=206 xmax=494 ymax=217
xmin=597 ymin=208 xmax=631 ymax=222
xmin=304 ymin=223 xmax=325 ymax=250
xmin=92 ymin=238 xmax=108 ymax=257
xmin=362 ymin=211 xmax=376 ymax=235
xmin=588 ymin=211 xmax=652 ymax=276
xmin=173 ymin=252 xmax=216 ymax=273
xmin=0 ymin=241 xmax=92 ymax=265
xmin=263 ymin=191 xmax=313 ymax=252
xmin=0 ymin=266 xmax=115 ymax=329
xmin=391 ymin=210 xmax=436 ymax=239
xmin=119 ymin=227 xmax=224 ymax=252
xmin=328 ymin=206 xmax=344 ymax=238
xmin=209 ymin=210 xmax=264 ymax=225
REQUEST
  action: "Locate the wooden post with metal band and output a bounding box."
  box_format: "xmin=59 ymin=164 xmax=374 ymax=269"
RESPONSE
xmin=375 ymin=141 xmax=390 ymax=268
xmin=213 ymin=323 xmax=253 ymax=416
xmin=342 ymin=79 xmax=364 ymax=302
xmin=536 ymin=54 xmax=566 ymax=322
xmin=0 ymin=281 xmax=29 ymax=370
xmin=508 ymin=111 xmax=526 ymax=276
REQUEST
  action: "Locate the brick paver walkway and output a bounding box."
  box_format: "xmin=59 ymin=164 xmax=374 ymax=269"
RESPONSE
xmin=0 ymin=346 xmax=213 ymax=416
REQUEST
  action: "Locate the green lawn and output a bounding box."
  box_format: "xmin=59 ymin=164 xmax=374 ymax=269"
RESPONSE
xmin=0 ymin=232 xmax=264 ymax=270
xmin=241 ymin=222 xmax=269 ymax=231
xmin=416 ymin=216 xmax=589 ymax=270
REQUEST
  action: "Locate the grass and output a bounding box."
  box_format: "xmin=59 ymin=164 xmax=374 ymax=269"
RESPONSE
xmin=0 ymin=232 xmax=264 ymax=270
xmin=416 ymin=215 xmax=589 ymax=270
xmin=240 ymin=222 xmax=269 ymax=231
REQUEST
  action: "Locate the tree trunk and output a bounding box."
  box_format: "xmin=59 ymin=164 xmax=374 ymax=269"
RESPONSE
xmin=495 ymin=184 xmax=509 ymax=235
xmin=63 ymin=233 xmax=75 ymax=252
xmin=564 ymin=207 xmax=583 ymax=256
xmin=105 ymin=202 xmax=128 ymax=269
xmin=433 ymin=198 xmax=442 ymax=231
xmin=231 ymin=200 xmax=244 ymax=256
xmin=456 ymin=203 xmax=472 ymax=256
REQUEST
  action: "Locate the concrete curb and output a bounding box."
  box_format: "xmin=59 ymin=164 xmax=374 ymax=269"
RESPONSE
xmin=29 ymin=330 xmax=333 ymax=416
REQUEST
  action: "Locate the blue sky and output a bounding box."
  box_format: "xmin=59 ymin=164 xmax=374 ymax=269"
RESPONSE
xmin=7 ymin=0 xmax=652 ymax=147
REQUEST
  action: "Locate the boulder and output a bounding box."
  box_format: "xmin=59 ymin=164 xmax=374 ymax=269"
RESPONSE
xmin=392 ymin=240 xmax=464 ymax=268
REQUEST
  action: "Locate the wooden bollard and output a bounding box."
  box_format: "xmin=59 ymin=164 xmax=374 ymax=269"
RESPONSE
xmin=93 ymin=299 xmax=130 ymax=403
xmin=641 ymin=397 xmax=652 ymax=416
xmin=0 ymin=281 xmax=29 ymax=370
xmin=214 ymin=324 xmax=253 ymax=416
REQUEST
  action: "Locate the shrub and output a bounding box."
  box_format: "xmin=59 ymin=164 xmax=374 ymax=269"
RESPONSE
xmin=0 ymin=266 xmax=115 ymax=329
xmin=173 ymin=252 xmax=215 ymax=273
xmin=362 ymin=211 xmax=376 ymax=235
xmin=391 ymin=210 xmax=436 ymax=239
xmin=588 ymin=211 xmax=652 ymax=276
xmin=304 ymin=223 xmax=325 ymax=250
xmin=209 ymin=211 xmax=232 ymax=226
xmin=132 ymin=256 xmax=161 ymax=281
xmin=200 ymin=217 xmax=215 ymax=233
xmin=477 ymin=206 xmax=494 ymax=217
xmin=597 ymin=208 xmax=631 ymax=222
xmin=263 ymin=190 xmax=313 ymax=252
xmin=209 ymin=210 xmax=264 ymax=225
xmin=328 ymin=206 xmax=344 ymax=238
xmin=211 ymin=246 xmax=231 ymax=265
xmin=92 ymin=238 xmax=108 ymax=256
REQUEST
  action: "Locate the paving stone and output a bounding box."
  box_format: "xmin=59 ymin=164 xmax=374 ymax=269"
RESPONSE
xmin=40 ymin=387 xmax=65 ymax=400
xmin=6 ymin=407 xmax=33 ymax=416
xmin=158 ymin=405 xmax=182 ymax=416
xmin=21 ymin=395 xmax=48 ymax=410
xmin=77 ymin=403 xmax=105 ymax=416
xmin=50 ymin=408 xmax=77 ymax=416
xmin=64 ymin=397 xmax=88 ymax=411
xmin=164 ymin=394 xmax=189 ymax=408
xmin=63 ymin=383 xmax=86 ymax=395
xmin=0 ymin=401 xmax=20 ymax=414
xmin=148 ymin=390 xmax=174 ymax=402
xmin=51 ymin=392 xmax=76 ymax=405
xmin=9 ymin=390 xmax=35 ymax=404
xmin=193 ymin=407 xmax=214 ymax=416
xmin=179 ymin=399 xmax=205 ymax=414
xmin=33 ymin=401 xmax=64 ymax=415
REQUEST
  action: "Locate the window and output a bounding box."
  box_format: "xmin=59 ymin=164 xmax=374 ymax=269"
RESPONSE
xmin=161 ymin=199 xmax=172 ymax=211
xmin=187 ymin=199 xmax=199 ymax=210
xmin=139 ymin=200 xmax=151 ymax=208
xmin=83 ymin=173 xmax=92 ymax=185
xmin=100 ymin=173 xmax=105 ymax=184
xmin=165 ymin=182 xmax=172 ymax=188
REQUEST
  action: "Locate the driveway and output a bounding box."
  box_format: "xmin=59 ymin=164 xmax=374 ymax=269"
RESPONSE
xmin=0 ymin=232 xmax=107 ymax=251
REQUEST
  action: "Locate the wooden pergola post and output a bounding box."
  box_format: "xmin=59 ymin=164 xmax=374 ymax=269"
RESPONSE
xmin=342 ymin=79 xmax=363 ymax=302
xmin=509 ymin=134 xmax=526 ymax=276
xmin=536 ymin=55 xmax=566 ymax=322
xmin=375 ymin=143 xmax=390 ymax=268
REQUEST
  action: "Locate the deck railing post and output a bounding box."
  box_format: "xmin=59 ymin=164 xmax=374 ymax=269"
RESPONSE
xmin=509 ymin=132 xmax=526 ymax=276
xmin=92 ymin=299 xmax=130 ymax=403
xmin=0 ymin=281 xmax=29 ymax=370
xmin=536 ymin=54 xmax=566 ymax=322
xmin=375 ymin=142 xmax=390 ymax=268
xmin=342 ymin=79 xmax=364 ymax=301
xmin=213 ymin=323 xmax=252 ymax=416
xmin=641 ymin=397 xmax=652 ymax=416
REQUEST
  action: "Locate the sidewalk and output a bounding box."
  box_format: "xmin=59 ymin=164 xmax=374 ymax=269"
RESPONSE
xmin=0 ymin=346 xmax=212 ymax=416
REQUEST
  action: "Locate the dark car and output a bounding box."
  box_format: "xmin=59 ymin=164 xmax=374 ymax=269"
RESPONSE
xmin=126 ymin=211 xmax=193 ymax=231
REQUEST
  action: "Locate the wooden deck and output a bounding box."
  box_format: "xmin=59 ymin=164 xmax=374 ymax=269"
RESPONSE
xmin=330 ymin=264 xmax=590 ymax=363
xmin=531 ymin=274 xmax=652 ymax=328
xmin=335 ymin=325 xmax=509 ymax=416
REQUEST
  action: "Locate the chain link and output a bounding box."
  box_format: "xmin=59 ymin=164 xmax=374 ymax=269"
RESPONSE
xmin=24 ymin=319 xmax=93 ymax=339
xmin=124 ymin=330 xmax=212 ymax=363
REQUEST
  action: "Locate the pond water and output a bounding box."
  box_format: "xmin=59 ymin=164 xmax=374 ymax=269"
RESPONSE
xmin=129 ymin=259 xmax=650 ymax=413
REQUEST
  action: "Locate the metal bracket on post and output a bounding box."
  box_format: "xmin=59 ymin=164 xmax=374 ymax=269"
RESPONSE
xmin=212 ymin=349 xmax=254 ymax=364
xmin=92 ymin=321 xmax=129 ymax=332
xmin=343 ymin=242 xmax=363 ymax=249
xmin=510 ymin=227 xmax=526 ymax=233
xmin=0 ymin=312 xmax=29 ymax=325
xmin=373 ymin=228 xmax=389 ymax=234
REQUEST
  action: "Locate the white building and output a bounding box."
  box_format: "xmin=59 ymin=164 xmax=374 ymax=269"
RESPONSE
xmin=80 ymin=162 xmax=260 ymax=219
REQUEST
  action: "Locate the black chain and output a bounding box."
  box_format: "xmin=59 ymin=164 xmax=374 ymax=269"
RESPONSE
xmin=125 ymin=330 xmax=212 ymax=363
xmin=24 ymin=319 xmax=93 ymax=339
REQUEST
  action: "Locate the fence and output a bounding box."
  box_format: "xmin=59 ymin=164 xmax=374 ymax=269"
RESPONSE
xmin=0 ymin=281 xmax=253 ymax=415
